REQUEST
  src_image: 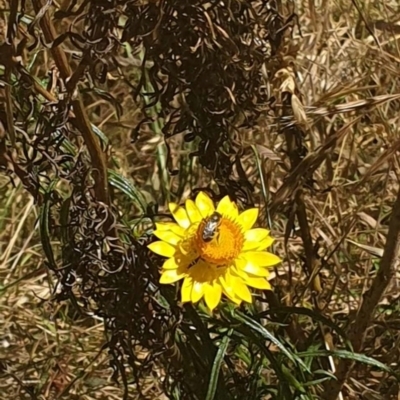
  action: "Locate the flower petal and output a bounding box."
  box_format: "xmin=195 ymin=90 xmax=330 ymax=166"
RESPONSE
xmin=148 ymin=241 xmax=175 ymax=257
xmin=234 ymin=257 xmax=247 ymax=270
xmin=237 ymin=208 xmax=259 ymax=231
xmin=216 ymin=195 xmax=238 ymax=218
xmin=169 ymin=202 xmax=191 ymax=229
xmin=243 ymin=236 xmax=274 ymax=251
xmin=185 ymin=199 xmax=202 ymax=223
xmin=191 ymin=280 xmax=205 ymax=303
xmin=195 ymin=191 xmax=215 ymax=218
xmin=243 ymin=251 xmax=281 ymax=267
xmin=219 ymin=276 xmax=242 ymax=305
xmin=244 ymin=228 xmax=270 ymax=242
xmin=162 ymin=257 xmax=179 ymax=270
xmin=243 ymin=228 xmax=274 ymax=251
xmin=235 ymin=258 xmax=270 ymax=277
xmin=160 ymin=269 xmax=185 ymax=284
xmin=181 ymin=277 xmax=192 ymax=303
xmin=155 ymin=222 xmax=185 ymax=236
xmin=204 ymin=282 xmax=222 ymax=311
xmin=242 ymin=276 xmax=271 ymax=290
xmin=153 ymin=230 xmax=182 ymax=245
xmin=256 ymin=237 xmax=275 ymax=251
xmin=221 ymin=270 xmax=252 ymax=303
xmin=230 ymin=275 xmax=252 ymax=303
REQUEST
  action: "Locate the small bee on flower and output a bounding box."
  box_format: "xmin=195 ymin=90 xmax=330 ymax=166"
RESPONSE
xmin=201 ymin=211 xmax=222 ymax=242
xmin=148 ymin=191 xmax=281 ymax=311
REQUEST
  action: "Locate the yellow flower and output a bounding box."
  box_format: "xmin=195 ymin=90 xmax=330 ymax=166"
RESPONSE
xmin=148 ymin=191 xmax=281 ymax=311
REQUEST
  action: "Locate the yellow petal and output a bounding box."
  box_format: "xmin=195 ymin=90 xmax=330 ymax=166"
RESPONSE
xmin=177 ymin=240 xmax=193 ymax=256
xmin=244 ymin=228 xmax=270 ymax=242
xmin=232 ymin=265 xmax=248 ymax=280
xmin=235 ymin=258 xmax=270 ymax=277
xmin=153 ymin=230 xmax=182 ymax=245
xmin=243 ymin=228 xmax=274 ymax=251
xmin=195 ymin=191 xmax=215 ymax=218
xmin=169 ymin=202 xmax=191 ymax=229
xmin=148 ymin=241 xmax=175 ymax=257
xmin=243 ymin=236 xmax=274 ymax=251
xmin=162 ymin=257 xmax=179 ymax=270
xmin=204 ymin=282 xmax=222 ymax=311
xmin=225 ymin=292 xmax=242 ymax=305
xmin=237 ymin=208 xmax=259 ymax=231
xmin=230 ymin=275 xmax=252 ymax=303
xmin=155 ymin=222 xmax=185 ymax=236
xmin=185 ymin=199 xmax=202 ymax=223
xmin=155 ymin=222 xmax=169 ymax=230
xmin=243 ymin=251 xmax=281 ymax=267
xmin=160 ymin=269 xmax=185 ymax=284
xmin=191 ymin=281 xmax=205 ymax=303
xmin=256 ymin=237 xmax=275 ymax=251
xmin=219 ymin=276 xmax=242 ymax=305
xmin=242 ymin=276 xmax=271 ymax=290
xmin=220 ymin=269 xmax=252 ymax=303
xmin=216 ymin=195 xmax=238 ymax=218
xmin=181 ymin=277 xmax=192 ymax=303
xmin=235 ymin=257 xmax=247 ymax=269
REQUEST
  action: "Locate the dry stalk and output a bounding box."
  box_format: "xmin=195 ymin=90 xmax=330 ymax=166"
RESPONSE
xmin=323 ymin=185 xmax=400 ymax=399
xmin=31 ymin=0 xmax=110 ymax=210
xmin=2 ymin=0 xmax=15 ymax=145
xmin=275 ymin=65 xmax=346 ymax=394
xmin=270 ymin=117 xmax=361 ymax=217
xmin=278 ymin=68 xmax=322 ymax=296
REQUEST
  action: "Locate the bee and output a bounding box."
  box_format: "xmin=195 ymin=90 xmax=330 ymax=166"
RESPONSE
xmin=202 ymin=211 xmax=222 ymax=242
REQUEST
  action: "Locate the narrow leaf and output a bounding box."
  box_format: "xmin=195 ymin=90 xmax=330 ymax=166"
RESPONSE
xmin=108 ymin=169 xmax=147 ymax=212
xmin=206 ymin=330 xmax=232 ymax=400
xmin=233 ymin=310 xmax=310 ymax=372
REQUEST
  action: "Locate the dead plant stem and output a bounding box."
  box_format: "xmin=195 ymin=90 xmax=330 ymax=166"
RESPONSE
xmin=323 ymin=185 xmax=400 ymax=399
xmin=31 ymin=0 xmax=110 ymax=211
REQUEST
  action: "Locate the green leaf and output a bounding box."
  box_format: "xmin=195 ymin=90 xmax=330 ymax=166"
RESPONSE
xmin=206 ymin=330 xmax=232 ymax=400
xmin=233 ymin=310 xmax=310 ymax=372
xmin=258 ymin=306 xmax=350 ymax=346
xmin=60 ymin=196 xmax=71 ymax=247
xmin=281 ymin=364 xmax=306 ymax=394
xmin=297 ymin=349 xmax=400 ymax=380
xmin=91 ymin=123 xmax=109 ymax=148
xmin=236 ymin=329 xmax=293 ymax=398
xmin=90 ymin=88 xmax=123 ymax=119
xmin=39 ymin=179 xmax=59 ymax=269
xmin=108 ymin=169 xmax=147 ymax=212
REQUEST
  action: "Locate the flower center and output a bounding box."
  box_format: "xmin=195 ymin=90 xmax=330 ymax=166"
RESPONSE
xmin=195 ymin=217 xmax=244 ymax=266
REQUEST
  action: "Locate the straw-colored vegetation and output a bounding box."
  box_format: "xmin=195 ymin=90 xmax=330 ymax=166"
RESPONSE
xmin=1 ymin=1 xmax=400 ymax=399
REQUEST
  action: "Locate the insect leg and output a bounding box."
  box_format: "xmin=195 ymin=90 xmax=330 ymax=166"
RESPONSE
xmin=188 ymin=256 xmax=200 ymax=269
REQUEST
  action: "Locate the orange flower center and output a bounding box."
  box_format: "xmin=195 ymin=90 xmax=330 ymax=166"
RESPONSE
xmin=195 ymin=217 xmax=244 ymax=266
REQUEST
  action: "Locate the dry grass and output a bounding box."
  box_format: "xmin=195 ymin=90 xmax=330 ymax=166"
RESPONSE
xmin=2 ymin=0 xmax=400 ymax=399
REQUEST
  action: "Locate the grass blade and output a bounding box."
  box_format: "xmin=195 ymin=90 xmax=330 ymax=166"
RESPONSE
xmin=233 ymin=310 xmax=309 ymax=372
xmin=108 ymin=169 xmax=147 ymax=212
xmin=39 ymin=179 xmax=59 ymax=269
xmin=205 ymin=329 xmax=232 ymax=400
xmin=298 ymin=349 xmax=400 ymax=380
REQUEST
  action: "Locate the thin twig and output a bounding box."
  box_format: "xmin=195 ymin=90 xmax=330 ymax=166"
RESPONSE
xmin=2 ymin=1 xmax=16 ymax=145
xmin=4 ymin=68 xmax=16 ymax=146
xmin=281 ymin=101 xmax=322 ymax=295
